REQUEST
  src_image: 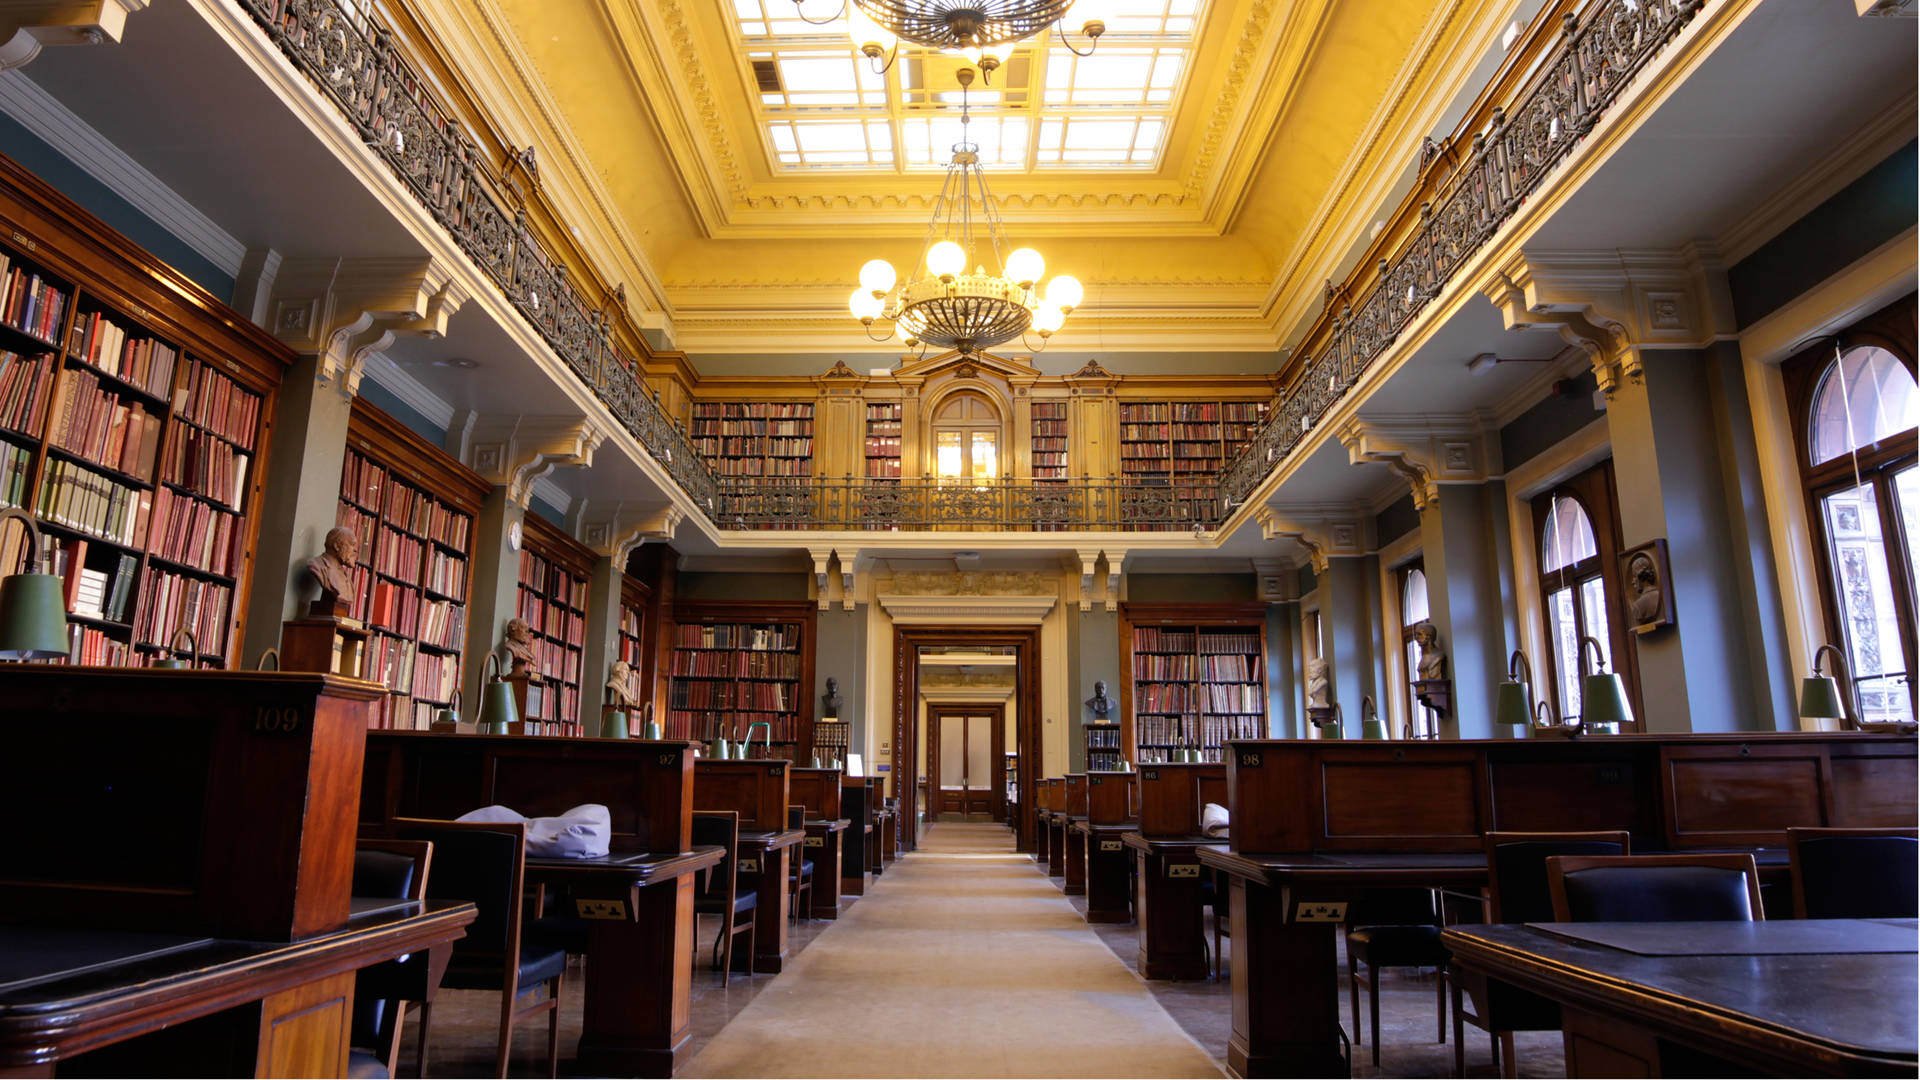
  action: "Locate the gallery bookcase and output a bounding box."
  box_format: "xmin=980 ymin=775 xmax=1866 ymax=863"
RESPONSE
xmin=666 ymin=599 xmax=817 ymax=759
xmin=1119 ymin=603 xmax=1270 ymax=764
xmin=0 ymin=151 xmax=290 ymax=670
xmin=689 ymin=400 xmax=815 ymax=479
xmin=1117 ymin=400 xmax=1268 ymax=521
xmin=1030 ymin=399 xmax=1068 ymax=480
xmin=335 ymin=399 xmax=487 ymax=729
xmin=865 ymin=400 xmax=902 ymax=479
xmin=516 ymin=513 xmax=594 ymax=732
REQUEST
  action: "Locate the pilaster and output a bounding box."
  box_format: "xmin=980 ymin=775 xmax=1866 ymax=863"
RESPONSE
xmin=460 ymin=486 xmax=525 ymax=720
xmin=1259 ymin=508 xmax=1379 ymax=737
xmin=577 ymin=504 xmax=684 ymax=730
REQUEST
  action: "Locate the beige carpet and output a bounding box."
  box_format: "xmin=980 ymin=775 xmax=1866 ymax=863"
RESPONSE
xmin=682 ymin=821 xmax=1224 ymax=1078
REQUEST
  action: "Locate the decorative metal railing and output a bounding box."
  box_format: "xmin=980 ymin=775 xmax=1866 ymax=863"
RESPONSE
xmin=1216 ymin=0 xmax=1704 ymax=512
xmin=236 ymin=0 xmax=1702 ymax=535
xmin=713 ymin=477 xmax=1220 ymax=532
xmin=236 ymin=0 xmax=723 ymax=514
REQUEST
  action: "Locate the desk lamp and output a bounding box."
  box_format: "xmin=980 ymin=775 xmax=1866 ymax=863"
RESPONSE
xmin=1494 ymin=648 xmax=1538 ymax=736
xmin=1798 ymin=643 xmax=1855 ymax=730
xmin=1578 ymin=635 xmax=1633 ymax=733
xmin=476 ymin=653 xmax=519 ymax=735
xmin=1360 ymin=695 xmax=1386 ymax=740
xmin=0 ymin=508 xmax=68 ymax=660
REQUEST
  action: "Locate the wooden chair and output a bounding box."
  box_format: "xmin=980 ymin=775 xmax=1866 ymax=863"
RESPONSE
xmin=1346 ymin=888 xmax=1448 ymax=1069
xmin=1788 ymin=827 xmax=1920 ymax=919
xmin=787 ymin=805 xmax=814 ymax=922
xmin=1452 ymin=830 xmax=1629 ymax=1078
xmin=393 ymin=818 xmax=565 ymax=1078
xmin=1547 ymin=853 xmax=1763 ymax=923
xmin=693 ymin=810 xmax=757 ymax=983
xmin=349 ymin=839 xmax=435 ymax=1079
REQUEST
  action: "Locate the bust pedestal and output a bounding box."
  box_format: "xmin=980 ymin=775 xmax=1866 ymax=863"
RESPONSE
xmin=280 ymin=599 xmax=370 ymax=680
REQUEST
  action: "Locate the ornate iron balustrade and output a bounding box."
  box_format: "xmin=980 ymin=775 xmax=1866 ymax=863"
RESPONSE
xmin=1217 ymin=0 xmax=1705 ymax=512
xmin=236 ymin=0 xmax=722 ymax=514
xmin=713 ymin=477 xmax=1224 ymax=532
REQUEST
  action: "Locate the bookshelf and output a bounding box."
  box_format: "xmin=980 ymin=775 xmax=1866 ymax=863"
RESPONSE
xmin=1030 ymin=399 xmax=1068 ymax=480
xmin=1117 ymin=400 xmax=1268 ymax=520
xmin=335 ymin=400 xmax=487 ymax=729
xmin=1083 ymin=721 xmax=1124 ymax=771
xmin=517 ymin=513 xmax=594 ymax=732
xmin=865 ymin=400 xmax=902 ymax=479
xmin=616 ymin=572 xmax=652 ymax=722
xmin=0 ymin=152 xmax=290 ymax=670
xmin=1119 ymin=603 xmax=1269 ymax=764
xmin=689 ymin=401 xmax=815 ymax=479
xmin=667 ymin=599 xmax=817 ymax=759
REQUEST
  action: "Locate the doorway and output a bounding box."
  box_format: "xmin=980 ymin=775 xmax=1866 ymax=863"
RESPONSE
xmin=926 ymin=704 xmax=1005 ymax=820
xmin=894 ymin=627 xmax=1043 ymax=853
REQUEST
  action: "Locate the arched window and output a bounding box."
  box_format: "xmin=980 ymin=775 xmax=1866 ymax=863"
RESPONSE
xmin=1531 ymin=460 xmax=1634 ymax=727
xmin=1785 ymin=298 xmax=1918 ymax=727
xmin=930 ymin=392 xmax=1001 ymax=481
xmin=1399 ymin=565 xmax=1436 ymax=738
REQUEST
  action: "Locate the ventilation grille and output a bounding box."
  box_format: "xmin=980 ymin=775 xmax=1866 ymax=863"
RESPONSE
xmin=752 ymin=59 xmax=783 ymax=93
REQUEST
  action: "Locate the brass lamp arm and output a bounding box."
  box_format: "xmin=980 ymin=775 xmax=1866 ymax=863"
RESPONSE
xmin=1812 ymin=643 xmax=1859 ymax=731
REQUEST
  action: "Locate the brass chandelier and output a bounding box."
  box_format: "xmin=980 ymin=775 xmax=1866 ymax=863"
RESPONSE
xmin=795 ymin=0 xmax=1107 ymax=79
xmin=849 ymin=68 xmax=1082 ymax=357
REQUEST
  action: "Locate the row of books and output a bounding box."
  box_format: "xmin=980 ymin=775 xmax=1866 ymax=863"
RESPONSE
xmin=710 ymin=457 xmax=812 ymax=477
xmin=531 ymin=636 xmax=582 ymax=688
xmin=58 ymin=623 xmax=132 ymax=666
xmin=518 ymin=549 xmax=587 ymax=610
xmin=867 ymin=458 xmax=903 ymax=478
xmin=1118 ymin=402 xmax=1266 ymax=422
xmin=1198 ymin=654 xmax=1258 ymax=681
xmin=690 ymin=402 xmax=814 ymax=419
xmin=514 ymin=589 xmax=586 ymax=643
xmin=668 ymin=679 xmax=792 ymax=711
xmin=0 ymin=439 xmax=27 ymax=508
xmin=68 ymin=311 xmax=177 ymax=399
xmin=150 ymin=486 xmax=240 ymax=578
xmin=1085 ymin=723 xmax=1123 ymax=749
xmin=1198 ymin=632 xmax=1261 ymax=654
xmin=367 ymin=579 xmax=422 ymax=636
xmin=665 ymin=711 xmax=798 ymax=741
xmin=1134 ymin=654 xmax=1199 ymax=681
xmin=134 ymin=569 xmax=230 ymax=656
xmin=0 ymin=262 xmax=68 ymax=344
xmin=1134 ymin=714 xmax=1265 ymax=751
xmin=419 ymin=597 xmax=464 ymax=652
xmin=1133 ymin=627 xmax=1197 ymax=653
xmin=373 ymin=524 xmax=423 ymax=582
xmin=692 ymin=436 xmax=813 ymax=456
xmin=1032 ymin=453 xmax=1068 ymax=469
xmin=37 ymin=458 xmax=146 ymax=546
xmin=50 ymin=369 xmax=161 ymax=479
xmin=864 ymin=435 xmax=902 ymax=454
xmin=173 ymin=362 xmax=260 ymax=451
xmin=410 ymin=650 xmax=459 ymax=705
xmin=690 ymin=419 xmax=814 ymax=437
xmin=160 ymin=428 xmax=249 ymax=510
xmin=1032 ymin=436 xmax=1067 ymax=451
xmin=526 ymin=683 xmax=582 ymax=725
xmin=674 ymin=623 xmax=799 ymax=651
xmin=1032 ymin=420 xmax=1068 ymax=436
xmin=1202 ymin=683 xmax=1264 ymax=714
xmin=1087 ymin=748 xmax=1127 ymax=770
xmin=0 ymin=351 xmax=52 ymax=434
xmin=1136 ymin=684 xmax=1196 ymax=713
xmin=364 ymin=631 xmax=414 ymax=694
xmin=425 ymin=548 xmax=466 ymax=597
xmin=46 ymin=537 xmax=138 ymax=624
xmin=340 ymin=451 xmax=385 ymax=508
xmin=669 ymin=648 xmax=802 ymax=678
xmin=380 ymin=474 xmax=469 ymax=547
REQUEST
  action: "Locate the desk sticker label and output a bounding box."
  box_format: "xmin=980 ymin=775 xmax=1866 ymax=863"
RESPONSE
xmin=1294 ymin=901 xmax=1346 ymax=923
xmin=805 ymin=836 xmax=825 ymax=848
xmin=738 ymin=858 xmax=760 ymax=874
xmin=1142 ymin=769 xmax=1160 ymax=781
xmin=1099 ymin=840 xmax=1124 ymax=852
xmin=577 ymin=898 xmax=628 ymax=920
xmin=1238 ymin=751 xmax=1262 ymax=767
xmin=1167 ymin=863 xmax=1200 ymax=879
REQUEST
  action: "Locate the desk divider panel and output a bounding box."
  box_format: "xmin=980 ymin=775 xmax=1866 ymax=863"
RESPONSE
xmin=1087 ymin=771 xmax=1136 ymax=824
xmin=1316 ymin=748 xmax=1483 ymax=851
xmin=1064 ymin=774 xmax=1088 ymax=817
xmin=360 ymin=733 xmax=697 ymax=853
xmin=696 ymin=759 xmax=793 ymax=830
xmin=790 ymin=766 xmax=843 ymax=819
xmin=1828 ymin=740 xmax=1920 ymax=825
xmin=0 ymin=668 xmax=384 ymax=941
xmin=1136 ymin=763 xmax=1223 ymax=838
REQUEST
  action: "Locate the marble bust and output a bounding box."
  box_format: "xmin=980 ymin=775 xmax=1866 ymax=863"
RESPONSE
xmin=305 ymin=526 xmax=358 ymax=606
xmin=1085 ymin=680 xmax=1114 ymax=720
xmin=1413 ymin=621 xmax=1446 ymax=680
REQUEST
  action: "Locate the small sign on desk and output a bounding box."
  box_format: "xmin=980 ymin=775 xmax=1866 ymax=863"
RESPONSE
xmin=1295 ymin=901 xmax=1347 ymax=922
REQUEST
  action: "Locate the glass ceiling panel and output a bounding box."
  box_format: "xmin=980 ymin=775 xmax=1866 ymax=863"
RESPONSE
xmin=733 ymin=0 xmax=1204 ymax=171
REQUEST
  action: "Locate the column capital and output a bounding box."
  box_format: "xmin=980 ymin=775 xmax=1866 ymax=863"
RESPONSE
xmin=580 ymin=503 xmax=682 ymax=564
xmin=1256 ymin=506 xmax=1371 ymax=574
xmin=466 ymin=415 xmax=608 ymax=508
xmin=269 ymin=256 xmax=470 ymax=396
xmin=1336 ymin=416 xmax=1494 ymax=510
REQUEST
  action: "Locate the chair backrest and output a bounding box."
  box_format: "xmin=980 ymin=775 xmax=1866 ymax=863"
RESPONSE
xmin=1788 ymin=827 xmax=1920 ymax=919
xmin=391 ymin=818 xmax=528 ymax=959
xmin=692 ymin=810 xmax=741 ymax=904
xmin=788 ymin=804 xmax=806 ymax=829
xmin=1547 ymin=854 xmax=1762 ymax=923
xmin=1485 ymin=831 xmax=1630 ymax=923
xmin=354 ymin=839 xmax=433 ymax=902
xmin=1347 ymin=887 xmax=1440 ymax=928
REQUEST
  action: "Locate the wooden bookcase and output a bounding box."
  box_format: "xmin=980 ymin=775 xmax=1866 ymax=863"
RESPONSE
xmin=667 ymin=599 xmax=816 ymax=758
xmin=517 ymin=513 xmax=594 ymax=732
xmin=864 ymin=400 xmax=902 ymax=479
xmin=0 ymin=152 xmax=290 ymax=670
xmin=616 ymin=572 xmax=651 ymax=720
xmin=1117 ymin=400 xmax=1268 ymax=520
xmin=335 ymin=399 xmax=487 ymax=729
xmin=1119 ymin=603 xmax=1269 ymax=764
xmin=1030 ymin=400 xmax=1068 ymax=480
xmin=689 ymin=401 xmax=815 ymax=478
xmin=1083 ymin=721 xmax=1123 ymax=771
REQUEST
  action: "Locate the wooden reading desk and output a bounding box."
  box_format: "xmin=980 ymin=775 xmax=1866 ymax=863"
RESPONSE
xmin=791 ymin=766 xmax=850 ymax=918
xmin=695 ymin=759 xmax=805 ymax=974
xmin=1076 ymin=769 xmax=1138 ymax=923
xmin=1443 ymin=920 xmax=1919 ymax=1077
xmin=1200 ymin=733 xmax=1919 ymax=1078
xmin=1122 ymin=763 xmax=1225 ymax=979
xmin=1061 ymin=774 xmax=1088 ymax=896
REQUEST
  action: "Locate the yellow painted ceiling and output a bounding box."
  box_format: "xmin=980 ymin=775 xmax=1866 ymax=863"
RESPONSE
xmin=461 ymin=0 xmax=1484 ymax=357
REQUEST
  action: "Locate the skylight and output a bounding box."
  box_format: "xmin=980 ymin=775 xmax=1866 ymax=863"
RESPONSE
xmin=731 ymin=0 xmax=1205 ymax=172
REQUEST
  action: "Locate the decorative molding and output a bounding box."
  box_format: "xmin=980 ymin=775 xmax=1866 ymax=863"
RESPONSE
xmin=877 ymin=593 xmax=1058 ymax=626
xmin=269 ymin=256 xmax=471 ymax=395
xmin=0 ymin=70 xmax=245 ymax=275
xmin=466 ymin=415 xmax=609 ymax=507
xmin=1255 ymin=506 xmax=1370 ymax=573
xmin=882 ymin=570 xmax=1058 ymax=597
xmin=361 ymin=351 xmax=457 ymax=431
xmin=1336 ymin=415 xmax=1493 ymax=509
xmin=580 ymin=503 xmax=681 ymax=562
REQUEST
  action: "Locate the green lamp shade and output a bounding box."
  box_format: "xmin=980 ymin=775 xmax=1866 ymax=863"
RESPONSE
xmin=1798 ymin=674 xmax=1846 ymax=720
xmin=1581 ymin=672 xmax=1634 ymax=731
xmin=477 ymin=677 xmax=520 ymax=735
xmin=1493 ymin=679 xmax=1532 ymax=728
xmin=0 ymin=571 xmax=69 ymax=660
xmin=600 ymin=709 xmax=630 ymax=739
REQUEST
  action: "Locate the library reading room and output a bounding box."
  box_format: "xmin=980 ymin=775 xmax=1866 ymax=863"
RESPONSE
xmin=0 ymin=1 xmax=1913 ymax=1078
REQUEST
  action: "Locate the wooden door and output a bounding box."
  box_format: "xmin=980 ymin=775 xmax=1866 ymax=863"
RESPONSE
xmin=929 ymin=708 xmax=999 ymax=819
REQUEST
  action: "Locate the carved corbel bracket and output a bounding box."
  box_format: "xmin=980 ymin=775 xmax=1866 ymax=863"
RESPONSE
xmin=1255 ymin=507 xmax=1369 ymax=574
xmin=270 ymin=257 xmax=469 ymax=396
xmin=467 ymin=416 xmax=608 ymax=508
xmin=1075 ymin=549 xmax=1101 ymax=612
xmin=839 ymin=550 xmax=857 ymax=612
xmin=809 ymin=548 xmax=834 ymax=611
xmin=581 ymin=503 xmax=681 ymax=564
xmin=0 ymin=0 xmax=147 ymax=70
xmin=1336 ymin=417 xmax=1492 ymax=510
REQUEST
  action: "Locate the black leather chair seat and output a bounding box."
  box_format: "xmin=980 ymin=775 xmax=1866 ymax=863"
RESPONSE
xmin=444 ymin=942 xmax=568 ymax=991
xmin=1561 ymin=865 xmax=1756 ymax=922
xmin=1349 ymin=923 xmax=1448 ymax=965
xmin=798 ymin=859 xmax=815 ymax=879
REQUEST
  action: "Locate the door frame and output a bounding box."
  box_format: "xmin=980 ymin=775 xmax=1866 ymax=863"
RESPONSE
xmin=893 ymin=626 xmax=1043 ymax=852
xmin=926 ymin=702 xmax=1007 ymax=820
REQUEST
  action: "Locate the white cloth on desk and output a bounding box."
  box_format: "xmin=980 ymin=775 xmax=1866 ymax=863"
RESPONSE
xmin=455 ymin=803 xmax=612 ymax=859
xmin=1201 ymin=802 xmax=1230 ymax=838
